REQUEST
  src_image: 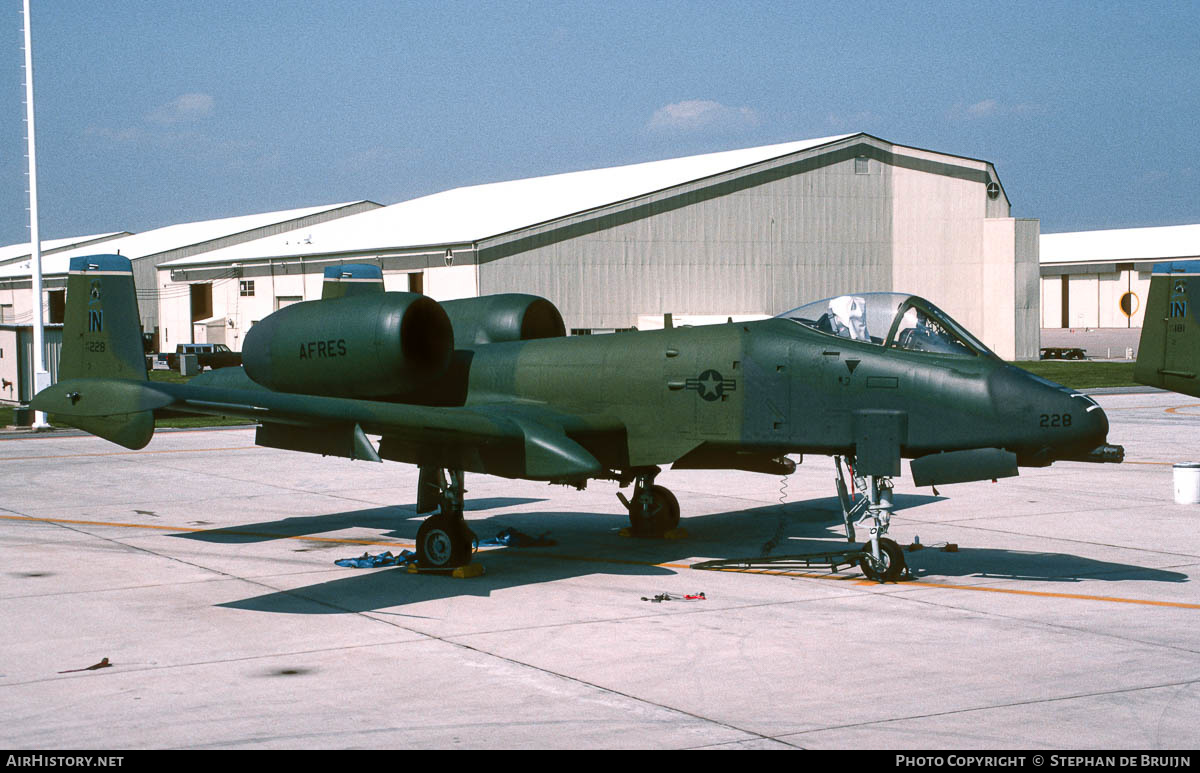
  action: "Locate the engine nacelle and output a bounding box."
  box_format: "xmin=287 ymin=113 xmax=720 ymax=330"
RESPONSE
xmin=440 ymin=294 xmax=565 ymax=347
xmin=242 ymin=292 xmax=453 ymax=398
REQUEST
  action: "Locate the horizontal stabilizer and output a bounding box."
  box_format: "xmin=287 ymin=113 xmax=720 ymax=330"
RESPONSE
xmin=30 ymin=378 xmax=171 ymax=451
xmin=31 ymin=378 xmax=174 ymax=417
xmin=910 ymin=447 xmax=1018 ymax=487
xmin=61 ymin=411 xmax=157 ymax=451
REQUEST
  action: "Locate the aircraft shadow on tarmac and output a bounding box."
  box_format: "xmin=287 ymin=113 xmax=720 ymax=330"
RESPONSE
xmin=173 ymin=497 xmax=547 ymax=544
xmin=212 ymin=492 xmax=1187 ymax=615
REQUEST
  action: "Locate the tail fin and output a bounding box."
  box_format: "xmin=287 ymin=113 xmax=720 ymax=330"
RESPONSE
xmin=1134 ymin=260 xmax=1200 ymax=396
xmin=59 ymin=255 xmax=148 ymax=382
xmin=32 ymin=254 xmax=156 ymax=449
xmin=321 ymin=263 xmax=384 ymax=300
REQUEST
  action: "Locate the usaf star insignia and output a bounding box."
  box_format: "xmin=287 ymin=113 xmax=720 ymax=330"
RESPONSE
xmin=686 ymin=369 xmax=737 ymax=401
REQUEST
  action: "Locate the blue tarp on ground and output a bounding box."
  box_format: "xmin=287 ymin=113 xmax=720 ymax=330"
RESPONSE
xmin=335 ymin=550 xmax=416 ymax=568
xmin=335 ymin=529 xmax=556 ymax=568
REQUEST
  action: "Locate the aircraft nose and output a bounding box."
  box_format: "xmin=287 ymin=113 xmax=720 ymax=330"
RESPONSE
xmin=987 ymin=365 xmax=1121 ymax=463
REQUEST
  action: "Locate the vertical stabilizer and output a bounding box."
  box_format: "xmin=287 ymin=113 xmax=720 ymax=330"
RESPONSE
xmin=60 ymin=254 xmax=148 ymax=382
xmin=36 ymin=254 xmax=155 ymax=449
xmin=1135 ymin=260 xmax=1200 ymax=396
xmin=321 ymin=263 xmax=384 ymax=300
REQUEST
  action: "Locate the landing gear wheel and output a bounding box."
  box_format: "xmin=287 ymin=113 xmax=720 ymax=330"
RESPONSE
xmin=416 ymin=514 xmax=475 ymax=569
xmin=628 ymin=484 xmax=680 ymax=537
xmin=859 ymin=537 xmax=905 ymax=583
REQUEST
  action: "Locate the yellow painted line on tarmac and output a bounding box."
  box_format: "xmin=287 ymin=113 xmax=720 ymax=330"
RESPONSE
xmin=691 ymin=564 xmax=1200 ymax=607
xmin=1166 ymin=403 xmax=1200 ymax=415
xmin=889 ymin=579 xmax=1200 ymax=609
xmin=4 ymin=514 xmax=1198 ymax=610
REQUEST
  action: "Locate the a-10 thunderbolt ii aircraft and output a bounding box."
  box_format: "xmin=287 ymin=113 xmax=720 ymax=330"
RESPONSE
xmin=35 ymin=256 xmax=1124 ymax=579
xmin=1135 ymin=260 xmax=1200 ymax=396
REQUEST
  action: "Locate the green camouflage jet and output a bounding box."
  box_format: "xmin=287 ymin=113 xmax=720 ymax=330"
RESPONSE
xmin=34 ymin=255 xmax=1124 ymax=579
xmin=1136 ymin=260 xmax=1200 ymax=396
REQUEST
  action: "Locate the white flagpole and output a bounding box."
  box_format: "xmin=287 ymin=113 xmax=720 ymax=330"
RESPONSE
xmin=23 ymin=0 xmax=49 ymax=428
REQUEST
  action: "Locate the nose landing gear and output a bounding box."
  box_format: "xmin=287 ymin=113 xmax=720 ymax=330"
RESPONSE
xmin=835 ymin=455 xmax=909 ymax=583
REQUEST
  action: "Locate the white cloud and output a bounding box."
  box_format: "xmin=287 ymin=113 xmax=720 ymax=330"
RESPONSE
xmin=827 ymin=110 xmax=881 ymax=130
xmin=147 ymin=93 xmax=215 ymax=125
xmin=647 ymin=99 xmax=759 ymax=132
xmin=967 ymin=99 xmax=998 ymax=118
xmin=948 ymin=99 xmax=1041 ymax=122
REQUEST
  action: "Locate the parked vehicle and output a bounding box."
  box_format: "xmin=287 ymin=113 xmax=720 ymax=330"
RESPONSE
xmin=161 ymin=343 xmax=242 ymax=371
xmin=1039 ymin=347 xmax=1087 ymax=360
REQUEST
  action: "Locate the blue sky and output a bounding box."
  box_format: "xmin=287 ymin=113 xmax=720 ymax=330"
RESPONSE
xmin=2 ymin=0 xmax=1197 ymax=247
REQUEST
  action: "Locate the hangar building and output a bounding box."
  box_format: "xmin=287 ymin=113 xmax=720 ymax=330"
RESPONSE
xmin=161 ymin=133 xmax=1039 ymax=360
xmin=0 ymin=201 xmax=377 ymax=404
xmin=1040 ymin=223 xmax=1200 ymax=330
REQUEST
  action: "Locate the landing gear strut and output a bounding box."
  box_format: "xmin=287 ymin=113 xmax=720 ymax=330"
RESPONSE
xmin=617 ymin=467 xmax=680 ymax=537
xmin=834 ymin=455 xmax=908 ymax=582
xmin=415 ymin=468 xmax=475 ymax=569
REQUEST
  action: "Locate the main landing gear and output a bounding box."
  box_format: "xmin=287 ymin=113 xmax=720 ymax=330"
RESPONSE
xmin=415 ymin=468 xmax=476 ymax=569
xmin=616 ymin=467 xmax=680 ymax=537
xmin=834 ymin=455 xmax=908 ymax=583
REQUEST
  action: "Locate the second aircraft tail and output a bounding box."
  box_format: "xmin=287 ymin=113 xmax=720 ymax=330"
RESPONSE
xmin=1134 ymin=260 xmax=1200 ymax=397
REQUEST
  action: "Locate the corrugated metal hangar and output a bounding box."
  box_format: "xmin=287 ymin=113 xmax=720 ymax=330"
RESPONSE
xmin=161 ymin=132 xmax=1038 ymax=360
xmin=1040 ymin=223 xmax=1200 ymax=329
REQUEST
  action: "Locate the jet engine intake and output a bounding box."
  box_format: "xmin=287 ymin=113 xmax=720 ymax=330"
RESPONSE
xmin=441 ymin=294 xmax=566 ymax=347
xmin=242 ymin=292 xmax=454 ymax=398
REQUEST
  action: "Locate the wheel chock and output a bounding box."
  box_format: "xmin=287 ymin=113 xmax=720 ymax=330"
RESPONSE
xmin=619 ymin=527 xmax=688 ymax=539
xmin=405 ymin=562 xmax=485 ymax=578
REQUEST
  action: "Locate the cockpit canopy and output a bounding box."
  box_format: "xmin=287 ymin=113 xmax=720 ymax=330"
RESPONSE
xmin=776 ymin=292 xmax=994 ymax=357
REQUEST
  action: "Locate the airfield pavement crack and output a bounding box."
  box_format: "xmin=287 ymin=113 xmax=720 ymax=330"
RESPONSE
xmin=872 ymin=579 xmax=1200 ymax=657
xmin=771 ymin=675 xmax=1200 ymax=745
xmin=3 ymin=506 xmax=804 ymax=748
xmin=264 ymin=580 xmax=808 ymax=749
xmin=897 ymin=513 xmax=1200 ymax=561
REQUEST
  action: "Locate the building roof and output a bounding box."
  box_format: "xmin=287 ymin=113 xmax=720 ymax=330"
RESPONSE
xmin=1041 ymin=223 xmax=1200 ymax=265
xmin=0 ymin=202 xmax=373 ymax=280
xmin=162 ymin=134 xmax=859 ymax=268
xmin=0 ymin=232 xmax=129 ymax=266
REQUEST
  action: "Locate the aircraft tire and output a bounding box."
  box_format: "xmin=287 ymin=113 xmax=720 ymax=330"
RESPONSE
xmin=653 ymin=485 xmax=681 ymax=533
xmin=416 ymin=514 xmax=474 ymax=568
xmin=628 ymin=485 xmax=680 ymax=536
xmin=859 ymin=537 xmax=905 ymax=583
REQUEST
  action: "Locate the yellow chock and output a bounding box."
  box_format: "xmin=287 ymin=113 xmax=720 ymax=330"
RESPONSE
xmin=405 ymin=562 xmax=484 ymax=577
xmin=619 ymin=527 xmax=688 ymax=539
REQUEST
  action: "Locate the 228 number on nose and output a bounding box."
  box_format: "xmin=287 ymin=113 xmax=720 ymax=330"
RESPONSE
xmin=1039 ymin=413 xmax=1071 ymax=428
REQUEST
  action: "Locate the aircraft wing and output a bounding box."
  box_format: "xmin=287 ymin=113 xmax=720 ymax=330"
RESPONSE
xmin=32 ymin=372 xmax=621 ymax=482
